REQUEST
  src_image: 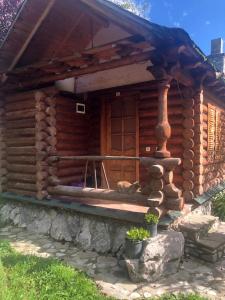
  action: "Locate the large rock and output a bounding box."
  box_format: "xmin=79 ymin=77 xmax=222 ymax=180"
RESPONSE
xmin=50 ymin=213 xmax=72 ymax=241
xmin=27 ymin=209 xmax=51 ymax=235
xmin=77 ymin=217 xmax=92 ymax=250
xmin=125 ymin=231 xmax=184 ymax=282
xmin=91 ymin=221 xmax=111 ymax=253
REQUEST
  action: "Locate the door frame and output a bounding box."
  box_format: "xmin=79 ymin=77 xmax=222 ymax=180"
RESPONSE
xmin=100 ymin=93 xmax=140 ymax=185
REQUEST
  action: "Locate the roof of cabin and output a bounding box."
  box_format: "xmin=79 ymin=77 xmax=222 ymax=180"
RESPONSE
xmin=0 ymin=0 xmax=225 ymax=97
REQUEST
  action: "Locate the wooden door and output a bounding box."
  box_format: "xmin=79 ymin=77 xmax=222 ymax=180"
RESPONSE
xmin=102 ymin=95 xmax=138 ymax=189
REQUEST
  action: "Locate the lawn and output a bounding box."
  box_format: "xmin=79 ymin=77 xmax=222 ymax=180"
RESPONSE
xmin=0 ymin=239 xmax=208 ymax=300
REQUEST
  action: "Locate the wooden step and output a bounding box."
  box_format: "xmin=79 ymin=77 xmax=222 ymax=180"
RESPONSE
xmin=185 ymin=222 xmax=225 ymax=263
xmin=178 ymin=214 xmax=219 ymax=241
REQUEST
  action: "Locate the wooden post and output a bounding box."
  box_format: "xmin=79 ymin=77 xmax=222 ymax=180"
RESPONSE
xmin=155 ymin=79 xmax=171 ymax=158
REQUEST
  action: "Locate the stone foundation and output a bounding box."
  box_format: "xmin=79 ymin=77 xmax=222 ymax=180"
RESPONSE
xmin=0 ymin=201 xmax=135 ymax=255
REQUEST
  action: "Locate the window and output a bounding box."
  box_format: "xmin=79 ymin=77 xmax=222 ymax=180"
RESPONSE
xmin=208 ymin=104 xmax=221 ymax=160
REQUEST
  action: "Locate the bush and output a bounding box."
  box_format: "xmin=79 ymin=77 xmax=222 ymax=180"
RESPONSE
xmin=144 ymin=213 xmax=159 ymax=224
xmin=126 ymin=227 xmax=150 ymax=241
xmin=212 ymin=191 xmax=225 ymax=221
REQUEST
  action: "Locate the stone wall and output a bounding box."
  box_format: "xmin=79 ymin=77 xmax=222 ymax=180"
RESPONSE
xmin=0 ymin=201 xmax=133 ymax=255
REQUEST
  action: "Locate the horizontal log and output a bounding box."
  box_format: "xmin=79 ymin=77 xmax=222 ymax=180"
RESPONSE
xmin=7 ymin=164 xmax=36 ymax=174
xmin=46 ymin=116 xmax=56 ymax=126
xmin=48 ymin=176 xmax=61 ymax=186
xmin=183 ymin=191 xmax=194 ymax=203
xmin=183 ymin=149 xmax=194 ymax=159
xmin=35 ymin=112 xmax=47 ymax=122
xmin=141 ymin=127 xmax=183 ymax=137
xmin=7 ymin=188 xmax=37 ymax=197
xmin=7 ymin=181 xmax=37 ymax=192
xmin=182 ymin=138 xmax=194 ymax=149
xmin=6 ymin=91 xmax=35 ymax=102
xmin=7 ymin=173 xmax=36 ymax=183
xmin=183 ymin=129 xmax=194 ymax=139
xmin=6 ymin=109 xmax=35 ymax=121
xmin=37 ymin=171 xmax=48 ymax=181
xmin=140 ymin=106 xmax=183 ymax=118
xmin=5 ymin=99 xmax=35 ymax=112
xmin=36 ymin=190 xmax=48 ymax=200
xmin=140 ymin=116 xmax=183 ymax=128
xmin=183 ymin=159 xmax=194 ymax=170
xmin=6 ymin=137 xmax=35 ymax=147
xmin=165 ymin=197 xmax=184 ymax=211
xmin=6 ymin=128 xmax=35 ymax=137
xmin=183 ymin=180 xmax=194 ymax=191
xmin=139 ymin=97 xmax=183 ymax=109
xmin=183 ymin=108 xmax=194 ymax=118
xmin=6 ymin=119 xmax=35 ymax=129
xmin=7 ymin=146 xmax=36 ymax=155
xmin=45 ymin=126 xmax=56 ymax=136
xmin=48 ymin=185 xmax=148 ymax=202
xmin=56 ymin=143 xmax=86 ymax=151
xmin=59 ymin=175 xmax=83 ymax=185
xmin=7 ymin=155 xmax=36 ymax=164
xmin=183 ymin=170 xmax=194 ymax=180
xmin=57 ymin=167 xmax=85 ymax=177
xmin=183 ymin=118 xmax=194 ymax=129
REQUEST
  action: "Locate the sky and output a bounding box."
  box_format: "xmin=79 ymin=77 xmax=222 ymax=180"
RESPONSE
xmin=142 ymin=0 xmax=225 ymax=55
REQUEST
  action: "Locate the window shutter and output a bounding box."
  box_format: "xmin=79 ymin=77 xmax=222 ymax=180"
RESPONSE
xmin=208 ymin=104 xmax=216 ymax=152
xmin=215 ymin=110 xmax=221 ymax=159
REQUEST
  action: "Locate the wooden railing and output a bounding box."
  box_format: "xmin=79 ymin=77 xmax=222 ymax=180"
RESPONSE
xmin=50 ymin=155 xmax=140 ymax=190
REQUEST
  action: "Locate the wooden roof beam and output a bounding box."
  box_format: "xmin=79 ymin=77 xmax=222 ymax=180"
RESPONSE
xmin=4 ymin=50 xmax=153 ymax=90
xmin=6 ymin=36 xmax=153 ymax=76
xmin=6 ymin=0 xmax=56 ymax=73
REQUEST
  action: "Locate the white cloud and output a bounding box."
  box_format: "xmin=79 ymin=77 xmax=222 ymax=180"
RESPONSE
xmin=205 ymin=20 xmax=211 ymax=25
xmin=173 ymin=21 xmax=181 ymax=27
xmin=182 ymin=11 xmax=188 ymax=17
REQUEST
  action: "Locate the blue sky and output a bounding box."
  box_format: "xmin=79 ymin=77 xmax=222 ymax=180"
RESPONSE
xmin=142 ymin=0 xmax=225 ymax=55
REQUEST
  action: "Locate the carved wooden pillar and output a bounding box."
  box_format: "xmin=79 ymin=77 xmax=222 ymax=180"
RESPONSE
xmin=155 ymin=79 xmax=171 ymax=158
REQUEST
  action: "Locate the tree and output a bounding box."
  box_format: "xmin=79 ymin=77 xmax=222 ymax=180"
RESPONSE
xmin=0 ymin=0 xmax=24 ymax=43
xmin=109 ymin=0 xmax=151 ymax=19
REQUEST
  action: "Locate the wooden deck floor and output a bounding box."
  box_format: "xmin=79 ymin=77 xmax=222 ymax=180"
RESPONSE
xmin=0 ymin=192 xmax=191 ymax=226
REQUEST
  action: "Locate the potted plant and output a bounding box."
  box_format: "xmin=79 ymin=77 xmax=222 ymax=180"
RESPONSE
xmin=144 ymin=213 xmax=159 ymax=237
xmin=125 ymin=227 xmax=150 ymax=259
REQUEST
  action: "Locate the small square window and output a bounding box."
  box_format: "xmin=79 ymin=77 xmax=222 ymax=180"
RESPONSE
xmin=76 ymin=103 xmax=85 ymax=114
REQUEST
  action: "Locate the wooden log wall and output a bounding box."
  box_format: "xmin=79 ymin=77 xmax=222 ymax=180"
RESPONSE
xmin=139 ymin=81 xmax=185 ymax=190
xmin=4 ymin=91 xmax=37 ymax=197
xmin=4 ymin=88 xmax=56 ymax=199
xmin=202 ymin=91 xmax=225 ymax=192
xmin=182 ymin=92 xmax=195 ymax=203
xmin=0 ymin=94 xmax=6 ymax=192
xmin=55 ymin=95 xmax=89 ymax=185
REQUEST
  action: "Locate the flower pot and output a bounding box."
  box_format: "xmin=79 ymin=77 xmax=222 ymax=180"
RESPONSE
xmin=146 ymin=223 xmax=157 ymax=237
xmin=125 ymin=238 xmax=143 ymax=259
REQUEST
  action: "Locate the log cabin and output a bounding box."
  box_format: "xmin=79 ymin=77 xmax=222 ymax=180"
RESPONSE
xmin=0 ymin=0 xmax=225 ymax=226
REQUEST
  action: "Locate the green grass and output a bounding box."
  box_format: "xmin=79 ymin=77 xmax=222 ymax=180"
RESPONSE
xmin=0 ymin=240 xmax=113 ymax=300
xmin=0 ymin=240 xmax=208 ymax=300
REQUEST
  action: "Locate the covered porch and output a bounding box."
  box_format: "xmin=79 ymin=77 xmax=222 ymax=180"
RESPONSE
xmin=0 ymin=0 xmax=219 ymax=224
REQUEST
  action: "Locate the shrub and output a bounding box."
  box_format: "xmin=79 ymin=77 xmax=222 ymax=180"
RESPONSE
xmin=126 ymin=227 xmax=150 ymax=241
xmin=144 ymin=213 xmax=159 ymax=224
xmin=212 ymin=191 xmax=225 ymax=221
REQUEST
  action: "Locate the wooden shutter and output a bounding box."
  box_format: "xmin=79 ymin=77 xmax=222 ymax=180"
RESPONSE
xmin=208 ymin=104 xmax=216 ymax=152
xmin=215 ymin=109 xmax=221 ymax=159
